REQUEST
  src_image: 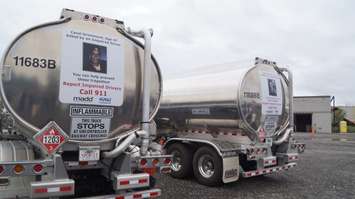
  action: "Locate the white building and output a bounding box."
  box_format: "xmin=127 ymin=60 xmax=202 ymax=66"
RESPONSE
xmin=293 ymin=96 xmax=332 ymax=133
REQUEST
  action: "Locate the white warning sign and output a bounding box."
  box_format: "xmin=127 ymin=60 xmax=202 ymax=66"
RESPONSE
xmin=59 ymin=29 xmax=124 ymax=107
xmin=70 ymin=106 xmax=113 ymax=140
xmin=260 ymin=72 xmax=283 ymax=115
xmin=264 ymin=115 xmax=279 ymax=133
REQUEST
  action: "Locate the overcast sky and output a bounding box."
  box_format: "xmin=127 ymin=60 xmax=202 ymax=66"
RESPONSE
xmin=0 ymin=0 xmax=354 ymax=105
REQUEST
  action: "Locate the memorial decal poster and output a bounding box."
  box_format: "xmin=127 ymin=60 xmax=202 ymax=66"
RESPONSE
xmin=260 ymin=72 xmax=283 ymax=115
xmin=59 ymin=29 xmax=124 ymax=106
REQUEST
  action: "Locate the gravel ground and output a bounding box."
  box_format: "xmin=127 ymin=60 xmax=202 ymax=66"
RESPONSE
xmin=156 ymin=133 xmax=355 ymax=199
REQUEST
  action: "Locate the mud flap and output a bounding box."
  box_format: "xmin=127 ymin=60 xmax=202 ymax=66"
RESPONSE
xmin=222 ymin=156 xmax=239 ymax=183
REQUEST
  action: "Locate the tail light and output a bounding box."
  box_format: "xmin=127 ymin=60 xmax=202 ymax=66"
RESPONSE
xmin=140 ymin=159 xmax=147 ymax=166
xmin=13 ymin=164 xmax=24 ymax=174
xmin=143 ymin=168 xmax=156 ymax=176
xmin=33 ymin=164 xmax=43 ymax=173
xmin=0 ymin=165 xmax=4 ymax=174
xmin=164 ymin=158 xmax=171 ymax=164
xmin=161 ymin=167 xmax=172 ymax=174
xmin=152 ymin=159 xmax=159 ymax=166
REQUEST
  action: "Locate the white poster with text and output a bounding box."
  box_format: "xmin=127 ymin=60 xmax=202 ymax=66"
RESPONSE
xmin=59 ymin=29 xmax=124 ymax=106
xmin=260 ymin=72 xmax=283 ymax=115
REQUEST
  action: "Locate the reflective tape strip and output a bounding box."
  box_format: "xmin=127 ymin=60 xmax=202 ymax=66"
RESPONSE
xmin=34 ymin=188 xmax=47 ymax=193
xmin=119 ymin=178 xmax=148 ymax=186
xmin=243 ymin=163 xmax=297 ymax=178
xmin=60 ymin=186 xmax=72 ymax=192
xmin=133 ymin=193 xmax=142 ymax=198
xmin=184 ymin=130 xmax=242 ymax=136
xmin=150 ymin=192 xmax=159 ymax=197
xmin=34 ymin=185 xmax=72 ymax=194
xmin=48 ymin=187 xmax=60 ymax=193
xmin=264 ymin=160 xmax=272 ymax=164
xmin=120 ymin=180 xmax=130 ymax=185
xmin=264 ymin=159 xmax=277 ymax=165
xmin=67 ymin=161 xmax=79 ymax=166
xmin=293 ymin=143 xmax=305 ymax=149
xmin=247 ymin=148 xmax=268 ymax=157
xmin=288 ymin=155 xmax=299 ymax=161
xmin=114 ymin=191 xmax=160 ymax=199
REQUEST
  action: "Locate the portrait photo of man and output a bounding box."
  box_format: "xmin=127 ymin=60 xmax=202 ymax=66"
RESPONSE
xmin=83 ymin=42 xmax=107 ymax=74
xmin=267 ymin=78 xmax=277 ymax=96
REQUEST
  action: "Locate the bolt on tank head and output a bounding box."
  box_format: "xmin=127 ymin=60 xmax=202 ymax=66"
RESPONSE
xmin=255 ymin=57 xmax=260 ymax=65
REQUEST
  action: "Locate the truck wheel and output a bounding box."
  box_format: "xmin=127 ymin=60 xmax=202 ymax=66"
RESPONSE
xmin=167 ymin=143 xmax=193 ymax=178
xmin=193 ymin=146 xmax=222 ymax=186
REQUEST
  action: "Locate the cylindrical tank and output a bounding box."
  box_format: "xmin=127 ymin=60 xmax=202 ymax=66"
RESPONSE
xmin=156 ymin=62 xmax=289 ymax=141
xmin=0 ymin=17 xmax=162 ymax=144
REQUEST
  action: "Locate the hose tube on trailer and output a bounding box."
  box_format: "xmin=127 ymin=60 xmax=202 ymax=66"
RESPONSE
xmin=273 ymin=67 xmax=293 ymax=145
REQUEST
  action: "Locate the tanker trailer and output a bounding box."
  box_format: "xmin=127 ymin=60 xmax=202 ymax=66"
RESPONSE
xmin=0 ymin=9 xmax=171 ymax=198
xmin=155 ymin=57 xmax=305 ymax=186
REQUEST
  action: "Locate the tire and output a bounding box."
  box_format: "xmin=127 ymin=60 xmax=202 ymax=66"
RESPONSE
xmin=166 ymin=143 xmax=193 ymax=178
xmin=193 ymin=146 xmax=222 ymax=186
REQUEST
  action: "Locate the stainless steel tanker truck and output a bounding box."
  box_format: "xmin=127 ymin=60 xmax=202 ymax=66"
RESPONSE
xmin=0 ymin=9 xmax=171 ymax=198
xmin=155 ymin=58 xmax=305 ymax=186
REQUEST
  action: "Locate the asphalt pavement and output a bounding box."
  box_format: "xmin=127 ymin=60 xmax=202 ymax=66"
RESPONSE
xmin=156 ymin=133 xmax=355 ymax=199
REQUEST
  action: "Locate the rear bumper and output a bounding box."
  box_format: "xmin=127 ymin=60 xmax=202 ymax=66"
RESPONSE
xmin=242 ymin=162 xmax=297 ymax=178
xmin=30 ymin=179 xmax=74 ymax=198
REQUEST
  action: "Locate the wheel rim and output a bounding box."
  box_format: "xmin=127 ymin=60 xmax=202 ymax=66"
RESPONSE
xmin=171 ymin=150 xmax=182 ymax=172
xmin=197 ymin=154 xmax=215 ymax=178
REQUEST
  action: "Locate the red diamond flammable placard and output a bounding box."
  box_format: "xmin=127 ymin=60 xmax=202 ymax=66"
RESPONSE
xmin=33 ymin=121 xmax=69 ymax=155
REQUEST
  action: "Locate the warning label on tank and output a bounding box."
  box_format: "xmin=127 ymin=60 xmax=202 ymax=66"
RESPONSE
xmin=70 ymin=118 xmax=111 ymax=139
xmin=264 ymin=115 xmax=279 ymax=133
xmin=70 ymin=106 xmax=113 ymax=118
xmin=260 ymin=72 xmax=283 ymax=115
xmin=70 ymin=106 xmax=113 ymax=140
xmin=192 ymin=108 xmax=210 ymax=115
xmin=59 ymin=29 xmax=124 ymax=107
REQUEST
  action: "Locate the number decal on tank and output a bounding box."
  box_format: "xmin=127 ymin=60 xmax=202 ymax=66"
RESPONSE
xmin=13 ymin=56 xmax=56 ymax=69
xmin=42 ymin=135 xmax=61 ymax=144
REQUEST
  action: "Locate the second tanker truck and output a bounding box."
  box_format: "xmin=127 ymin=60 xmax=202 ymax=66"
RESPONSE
xmin=156 ymin=57 xmax=305 ymax=186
